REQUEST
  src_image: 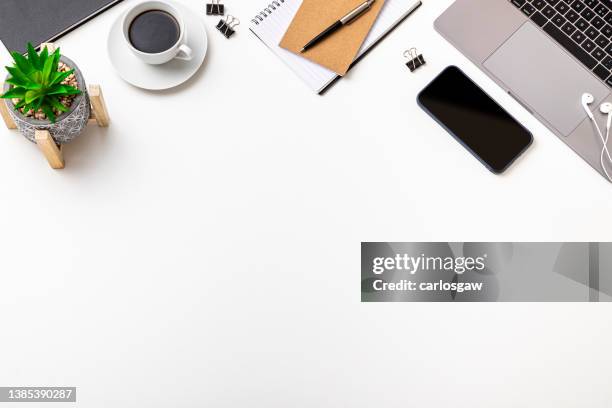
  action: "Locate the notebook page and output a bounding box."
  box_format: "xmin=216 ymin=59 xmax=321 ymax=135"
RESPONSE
xmin=250 ymin=0 xmax=419 ymax=92
xmin=250 ymin=0 xmax=337 ymax=93
xmin=358 ymin=0 xmax=419 ymax=55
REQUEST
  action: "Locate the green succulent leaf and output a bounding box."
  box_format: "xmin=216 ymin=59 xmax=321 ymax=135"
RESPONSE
xmin=42 ymin=54 xmax=54 ymax=85
xmin=5 ymin=66 xmax=30 ymax=85
xmin=39 ymin=46 xmax=49 ymax=67
xmin=5 ymin=77 xmax=24 ymax=88
xmin=23 ymin=82 xmax=43 ymax=91
xmin=25 ymin=89 xmax=44 ymax=104
xmin=48 ymin=84 xmax=81 ymax=96
xmin=51 ymin=49 xmax=61 ymax=74
xmin=11 ymin=52 xmax=34 ymax=75
xmin=48 ymin=95 xmax=68 ymax=113
xmin=26 ymin=43 xmax=41 ymax=70
xmin=34 ymin=97 xmax=44 ymax=111
xmin=5 ymin=76 xmax=26 ymax=88
xmin=31 ymin=71 xmax=42 ymax=84
xmin=41 ymin=104 xmax=56 ymax=123
xmin=1 ymin=87 xmax=26 ymax=99
xmin=50 ymin=69 xmax=72 ymax=85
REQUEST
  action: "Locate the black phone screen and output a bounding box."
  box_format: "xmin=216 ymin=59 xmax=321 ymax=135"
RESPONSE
xmin=418 ymin=66 xmax=533 ymax=174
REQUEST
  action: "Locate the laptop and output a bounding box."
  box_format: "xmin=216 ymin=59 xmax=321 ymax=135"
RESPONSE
xmin=435 ymin=0 xmax=612 ymax=180
xmin=0 ymin=0 xmax=124 ymax=54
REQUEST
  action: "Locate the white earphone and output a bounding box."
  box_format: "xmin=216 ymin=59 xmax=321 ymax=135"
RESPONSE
xmin=601 ymin=102 xmax=612 ymax=131
xmin=582 ymin=93 xmax=612 ymax=182
xmin=582 ymin=93 xmax=596 ymax=119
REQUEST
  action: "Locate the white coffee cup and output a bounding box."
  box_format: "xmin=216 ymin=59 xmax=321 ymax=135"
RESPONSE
xmin=122 ymin=1 xmax=193 ymax=65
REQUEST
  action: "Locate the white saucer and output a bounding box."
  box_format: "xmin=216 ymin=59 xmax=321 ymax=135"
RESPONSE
xmin=107 ymin=1 xmax=208 ymax=90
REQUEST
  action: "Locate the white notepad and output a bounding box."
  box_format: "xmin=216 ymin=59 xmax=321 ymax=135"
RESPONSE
xmin=250 ymin=0 xmax=421 ymax=94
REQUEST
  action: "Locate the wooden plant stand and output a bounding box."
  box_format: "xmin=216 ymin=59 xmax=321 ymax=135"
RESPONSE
xmin=0 ymin=43 xmax=110 ymax=169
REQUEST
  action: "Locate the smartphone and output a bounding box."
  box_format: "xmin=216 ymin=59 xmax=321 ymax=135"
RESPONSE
xmin=417 ymin=66 xmax=533 ymax=174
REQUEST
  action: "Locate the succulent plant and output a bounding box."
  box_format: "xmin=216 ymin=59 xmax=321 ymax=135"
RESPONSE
xmin=1 ymin=43 xmax=81 ymax=123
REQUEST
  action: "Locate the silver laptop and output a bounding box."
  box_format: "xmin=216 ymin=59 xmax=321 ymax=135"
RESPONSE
xmin=435 ymin=0 xmax=612 ymax=180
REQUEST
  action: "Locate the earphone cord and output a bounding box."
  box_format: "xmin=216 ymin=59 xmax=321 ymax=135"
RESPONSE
xmin=590 ymin=119 xmax=612 ymax=182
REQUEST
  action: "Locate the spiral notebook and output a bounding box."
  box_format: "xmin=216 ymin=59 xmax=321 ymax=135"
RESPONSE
xmin=250 ymin=0 xmax=422 ymax=94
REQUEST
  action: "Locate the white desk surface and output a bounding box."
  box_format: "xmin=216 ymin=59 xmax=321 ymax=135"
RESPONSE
xmin=1 ymin=1 xmax=611 ymax=407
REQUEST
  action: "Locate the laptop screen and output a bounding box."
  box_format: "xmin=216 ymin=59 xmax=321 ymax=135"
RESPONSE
xmin=0 ymin=0 xmax=123 ymax=54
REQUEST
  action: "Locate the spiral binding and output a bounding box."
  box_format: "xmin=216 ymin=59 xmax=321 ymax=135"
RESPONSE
xmin=251 ymin=0 xmax=286 ymax=25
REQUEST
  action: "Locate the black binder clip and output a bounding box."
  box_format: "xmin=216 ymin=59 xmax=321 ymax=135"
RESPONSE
xmin=404 ymin=48 xmax=426 ymax=72
xmin=206 ymin=0 xmax=224 ymax=16
xmin=216 ymin=15 xmax=239 ymax=38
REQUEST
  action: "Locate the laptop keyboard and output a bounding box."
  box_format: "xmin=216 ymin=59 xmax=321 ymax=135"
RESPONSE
xmin=511 ymin=0 xmax=612 ymax=87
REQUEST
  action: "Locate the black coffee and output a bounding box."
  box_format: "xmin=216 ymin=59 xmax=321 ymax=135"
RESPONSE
xmin=129 ymin=10 xmax=180 ymax=54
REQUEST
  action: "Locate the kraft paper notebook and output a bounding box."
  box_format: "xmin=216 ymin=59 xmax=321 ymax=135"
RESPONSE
xmin=279 ymin=0 xmax=386 ymax=76
xmin=250 ymin=0 xmax=421 ymax=94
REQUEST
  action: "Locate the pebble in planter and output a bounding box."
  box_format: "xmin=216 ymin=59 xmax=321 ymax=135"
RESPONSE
xmin=0 ymin=43 xmax=110 ymax=169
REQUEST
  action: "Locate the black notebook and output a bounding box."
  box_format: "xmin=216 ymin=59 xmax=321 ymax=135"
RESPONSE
xmin=0 ymin=0 xmax=124 ymax=54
